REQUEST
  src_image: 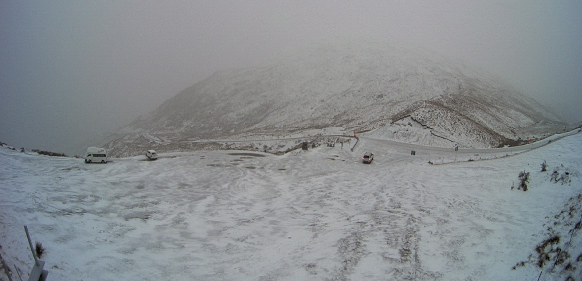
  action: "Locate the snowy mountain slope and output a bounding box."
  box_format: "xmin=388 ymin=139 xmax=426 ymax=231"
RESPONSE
xmin=1 ymin=131 xmax=581 ymax=280
xmin=102 ymin=39 xmax=566 ymax=157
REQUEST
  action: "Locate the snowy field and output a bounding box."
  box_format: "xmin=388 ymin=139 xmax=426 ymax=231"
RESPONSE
xmin=1 ymin=132 xmax=581 ymax=280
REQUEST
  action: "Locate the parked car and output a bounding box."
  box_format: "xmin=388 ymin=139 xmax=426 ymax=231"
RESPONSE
xmin=146 ymin=150 xmax=158 ymax=160
xmin=362 ymin=152 xmax=374 ymax=164
xmin=85 ymin=147 xmax=107 ymax=163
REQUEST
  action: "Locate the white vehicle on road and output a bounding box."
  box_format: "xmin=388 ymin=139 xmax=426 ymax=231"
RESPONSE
xmin=85 ymin=147 xmax=107 ymax=163
xmin=146 ymin=150 xmax=158 ymax=160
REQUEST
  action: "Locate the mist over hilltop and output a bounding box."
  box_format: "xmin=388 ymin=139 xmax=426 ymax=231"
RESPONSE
xmin=102 ymin=39 xmax=568 ymax=157
xmin=3 ymin=2 xmax=581 ymax=155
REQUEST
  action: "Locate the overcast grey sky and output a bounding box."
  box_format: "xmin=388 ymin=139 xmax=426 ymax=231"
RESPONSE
xmin=1 ymin=1 xmax=581 ymax=154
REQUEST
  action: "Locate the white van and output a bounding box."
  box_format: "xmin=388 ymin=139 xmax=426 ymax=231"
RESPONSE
xmin=85 ymin=147 xmax=107 ymax=163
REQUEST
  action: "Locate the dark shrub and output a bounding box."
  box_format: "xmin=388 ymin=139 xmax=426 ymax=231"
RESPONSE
xmin=35 ymin=241 xmax=45 ymax=258
xmin=518 ymin=171 xmax=530 ymax=191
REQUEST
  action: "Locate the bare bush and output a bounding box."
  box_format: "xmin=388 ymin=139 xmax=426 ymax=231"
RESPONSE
xmin=518 ymin=171 xmax=530 ymax=191
xmin=35 ymin=242 xmax=45 ymax=259
xmin=550 ymin=165 xmax=574 ymax=185
xmin=535 ymin=235 xmax=561 ymax=268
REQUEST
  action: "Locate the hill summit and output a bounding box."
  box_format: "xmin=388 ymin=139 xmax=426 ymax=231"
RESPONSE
xmin=103 ymin=39 xmax=566 ymax=156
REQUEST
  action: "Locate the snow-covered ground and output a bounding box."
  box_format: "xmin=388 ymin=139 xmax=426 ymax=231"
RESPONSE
xmin=1 ymin=132 xmax=581 ymax=280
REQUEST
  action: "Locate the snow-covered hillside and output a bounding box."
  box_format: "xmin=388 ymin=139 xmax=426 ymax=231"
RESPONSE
xmin=1 ymin=131 xmax=581 ymax=280
xmin=100 ymin=39 xmax=567 ymax=157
